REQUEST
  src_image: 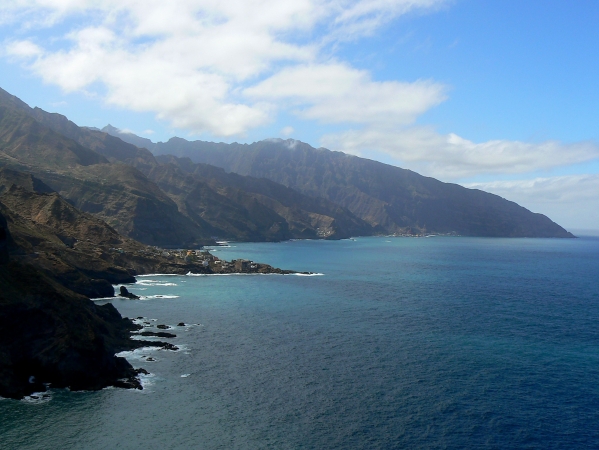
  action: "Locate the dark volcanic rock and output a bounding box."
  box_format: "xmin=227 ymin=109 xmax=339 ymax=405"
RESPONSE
xmin=0 ymin=211 xmax=151 ymax=400
xmin=0 ymin=261 xmax=142 ymax=399
xmin=160 ymin=343 xmax=179 ymax=351
xmin=119 ymin=286 xmax=139 ymax=299
xmin=0 ymin=216 xmax=10 ymax=264
xmin=139 ymin=331 xmax=176 ymax=338
xmin=156 ymin=324 xmax=170 ymax=329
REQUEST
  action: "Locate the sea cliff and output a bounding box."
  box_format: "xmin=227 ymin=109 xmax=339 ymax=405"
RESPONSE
xmin=0 ymin=206 xmax=299 ymax=400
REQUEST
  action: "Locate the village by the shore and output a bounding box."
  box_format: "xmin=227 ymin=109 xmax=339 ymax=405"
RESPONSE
xmin=110 ymin=245 xmax=304 ymax=276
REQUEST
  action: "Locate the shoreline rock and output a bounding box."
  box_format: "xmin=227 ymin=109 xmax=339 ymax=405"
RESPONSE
xmin=0 ymin=208 xmax=302 ymax=400
xmin=138 ymin=331 xmax=177 ymax=338
xmin=118 ymin=286 xmax=139 ymax=299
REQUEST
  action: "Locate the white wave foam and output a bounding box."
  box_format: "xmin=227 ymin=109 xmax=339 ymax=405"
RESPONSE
xmin=138 ymin=373 xmax=156 ymax=390
xmin=116 ymin=347 xmax=160 ymax=359
xmin=22 ymin=392 xmax=53 ymax=403
xmin=185 ymin=272 xmax=320 ymax=277
xmin=130 ymin=335 xmax=162 ymax=341
xmin=137 ymin=274 xmax=181 ymax=277
xmin=180 ymin=374 xmax=191 ymax=378
xmin=136 ymin=280 xmax=178 ymax=286
xmin=140 ymin=295 xmax=180 ymax=300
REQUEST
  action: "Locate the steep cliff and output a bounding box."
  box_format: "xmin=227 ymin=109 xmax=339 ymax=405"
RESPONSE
xmin=0 ymin=211 xmax=145 ymax=400
xmin=0 ymin=87 xmax=373 ymax=242
xmin=125 ymin=136 xmax=574 ymax=238
xmin=0 ymin=168 xmax=215 ymax=298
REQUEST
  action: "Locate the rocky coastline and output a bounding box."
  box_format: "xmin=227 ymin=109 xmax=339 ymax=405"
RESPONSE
xmin=0 ymin=209 xmax=303 ymax=400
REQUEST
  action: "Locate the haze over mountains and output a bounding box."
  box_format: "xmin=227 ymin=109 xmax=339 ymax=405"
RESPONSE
xmin=0 ymin=86 xmax=573 ymax=245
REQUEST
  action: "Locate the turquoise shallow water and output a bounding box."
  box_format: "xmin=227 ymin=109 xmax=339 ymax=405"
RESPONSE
xmin=1 ymin=236 xmax=599 ymax=449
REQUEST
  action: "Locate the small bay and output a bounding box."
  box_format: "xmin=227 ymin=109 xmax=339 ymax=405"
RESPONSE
xmin=1 ymin=236 xmax=598 ymax=449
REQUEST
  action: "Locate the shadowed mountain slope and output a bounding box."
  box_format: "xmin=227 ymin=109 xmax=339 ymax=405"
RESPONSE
xmin=0 ymin=105 xmax=108 ymax=169
xmin=113 ymin=134 xmax=573 ymax=238
xmin=154 ymin=155 xmax=376 ymax=239
xmin=0 ymin=88 xmax=372 ymax=241
xmin=0 ymin=89 xmax=210 ymax=246
xmin=0 ymin=86 xmax=573 ymax=240
xmin=0 ymin=167 xmax=219 ymax=297
xmin=0 ymin=88 xmax=157 ymax=170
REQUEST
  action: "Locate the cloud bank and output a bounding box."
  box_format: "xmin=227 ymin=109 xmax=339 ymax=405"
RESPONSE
xmin=2 ymin=0 xmax=446 ymax=136
xmin=322 ymin=126 xmax=599 ymax=180
xmin=465 ymin=174 xmax=599 ymax=230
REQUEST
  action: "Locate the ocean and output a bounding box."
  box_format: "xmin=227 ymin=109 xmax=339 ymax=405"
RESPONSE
xmin=1 ymin=236 xmax=598 ymax=449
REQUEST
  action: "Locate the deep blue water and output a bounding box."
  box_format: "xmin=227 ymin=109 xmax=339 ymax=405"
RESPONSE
xmin=1 ymin=236 xmax=598 ymax=449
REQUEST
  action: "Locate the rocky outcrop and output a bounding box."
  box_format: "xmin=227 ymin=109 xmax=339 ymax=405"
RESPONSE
xmin=119 ymin=286 xmax=139 ymax=299
xmin=0 ymin=210 xmax=145 ymax=399
xmin=139 ymin=331 xmax=176 ymax=338
xmin=0 ymin=174 xmax=215 ymax=297
xmin=0 ymin=139 xmax=306 ymax=401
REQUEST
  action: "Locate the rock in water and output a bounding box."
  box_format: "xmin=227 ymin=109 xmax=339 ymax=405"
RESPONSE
xmin=119 ymin=286 xmax=139 ymax=299
xmin=139 ymin=331 xmax=176 ymax=338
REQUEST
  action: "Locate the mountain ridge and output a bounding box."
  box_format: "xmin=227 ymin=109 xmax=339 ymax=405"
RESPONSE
xmin=0 ymin=85 xmax=574 ymax=240
xmin=0 ymin=87 xmax=372 ymax=243
xmin=105 ymin=128 xmax=574 ymax=238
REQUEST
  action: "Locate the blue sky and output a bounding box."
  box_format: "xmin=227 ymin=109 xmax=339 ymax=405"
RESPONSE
xmin=0 ymin=0 xmax=598 ymax=229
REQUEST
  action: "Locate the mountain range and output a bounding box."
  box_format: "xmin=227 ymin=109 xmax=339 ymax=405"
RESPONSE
xmin=0 ymin=86 xmax=573 ymax=243
xmin=104 ymin=130 xmax=573 ymax=239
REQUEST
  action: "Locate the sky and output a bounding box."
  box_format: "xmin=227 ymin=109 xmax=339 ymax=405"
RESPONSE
xmin=0 ymin=0 xmax=598 ymax=230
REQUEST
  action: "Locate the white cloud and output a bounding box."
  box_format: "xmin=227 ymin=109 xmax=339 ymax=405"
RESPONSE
xmin=4 ymin=39 xmax=42 ymax=57
xmin=280 ymin=126 xmax=294 ymax=137
xmin=0 ymin=0 xmax=445 ymax=137
xmin=464 ymin=174 xmax=599 ymax=230
xmin=245 ymin=63 xmax=447 ymax=126
xmin=321 ymin=125 xmax=599 ymax=179
xmin=331 ymin=0 xmax=445 ymax=40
